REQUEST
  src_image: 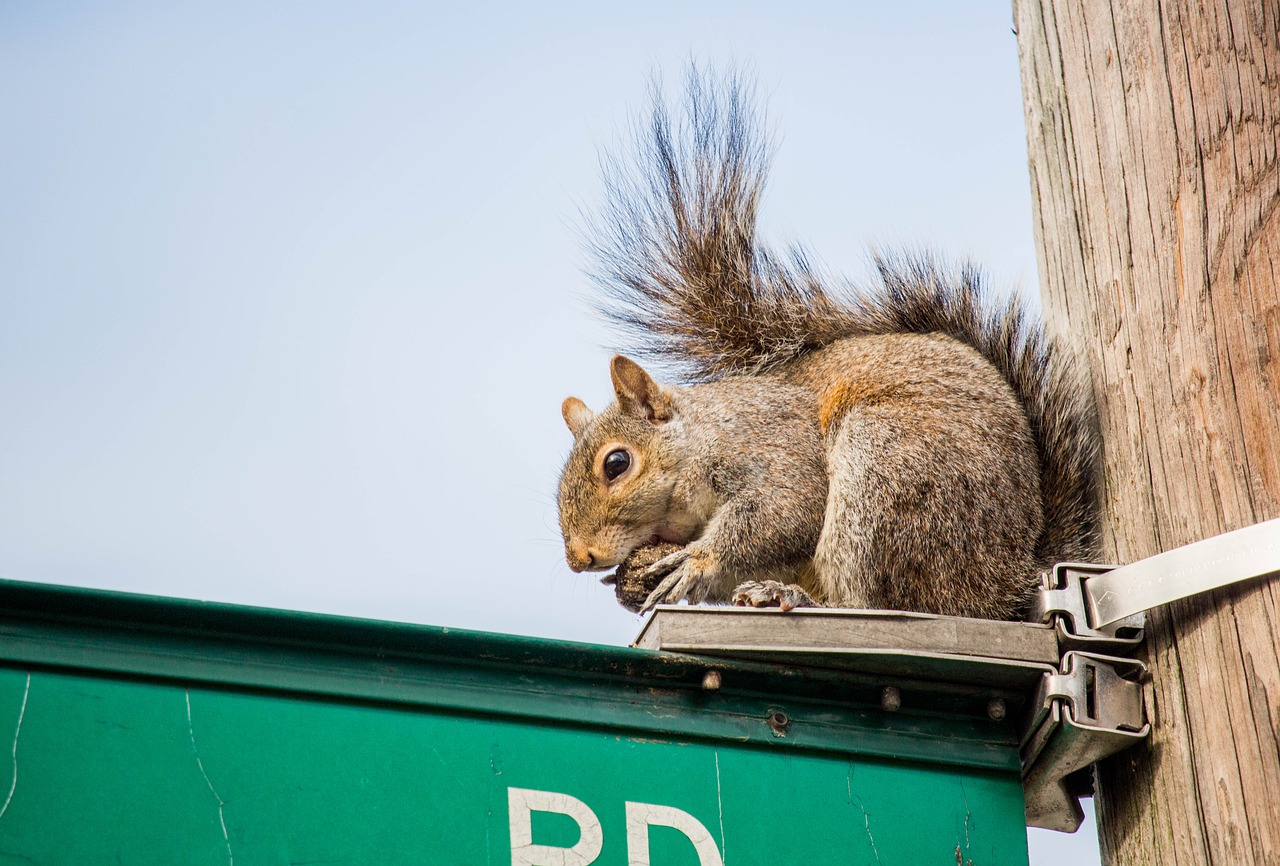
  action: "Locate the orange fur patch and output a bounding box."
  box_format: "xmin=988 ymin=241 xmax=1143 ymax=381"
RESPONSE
xmin=818 ymin=381 xmax=894 ymax=432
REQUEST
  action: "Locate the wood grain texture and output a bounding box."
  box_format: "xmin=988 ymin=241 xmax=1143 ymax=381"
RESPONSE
xmin=1014 ymin=0 xmax=1280 ymax=862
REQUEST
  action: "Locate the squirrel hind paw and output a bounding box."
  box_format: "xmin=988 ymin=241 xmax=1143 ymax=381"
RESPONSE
xmin=731 ymin=580 xmax=816 ymax=612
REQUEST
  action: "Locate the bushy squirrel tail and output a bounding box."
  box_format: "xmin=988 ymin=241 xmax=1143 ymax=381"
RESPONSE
xmin=587 ymin=67 xmax=1101 ymax=565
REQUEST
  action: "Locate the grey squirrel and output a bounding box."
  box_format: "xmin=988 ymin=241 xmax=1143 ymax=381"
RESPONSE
xmin=556 ymin=71 xmax=1101 ymax=621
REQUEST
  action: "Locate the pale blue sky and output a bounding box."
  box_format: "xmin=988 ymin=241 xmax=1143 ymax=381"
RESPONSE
xmin=1 ymin=3 xmax=1099 ymax=861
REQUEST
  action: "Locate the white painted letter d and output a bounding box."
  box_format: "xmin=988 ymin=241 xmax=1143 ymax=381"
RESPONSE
xmin=508 ymin=787 xmax=604 ymax=866
xmin=625 ymin=801 xmax=724 ymax=866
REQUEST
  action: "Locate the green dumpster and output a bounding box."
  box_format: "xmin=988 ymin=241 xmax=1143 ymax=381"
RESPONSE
xmin=0 ymin=579 xmax=1032 ymax=863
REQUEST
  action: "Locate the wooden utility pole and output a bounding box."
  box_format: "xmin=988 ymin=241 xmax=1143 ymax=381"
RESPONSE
xmin=1013 ymin=1 xmax=1280 ymax=863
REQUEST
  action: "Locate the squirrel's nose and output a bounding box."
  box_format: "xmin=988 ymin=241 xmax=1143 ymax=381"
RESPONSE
xmin=566 ymin=541 xmax=594 ymax=573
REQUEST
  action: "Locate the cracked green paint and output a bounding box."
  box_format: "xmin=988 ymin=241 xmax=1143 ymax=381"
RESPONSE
xmin=0 ymin=581 xmax=1030 ymax=864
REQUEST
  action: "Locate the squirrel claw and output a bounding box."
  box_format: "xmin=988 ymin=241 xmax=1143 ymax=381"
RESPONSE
xmin=635 ymin=549 xmax=692 ymax=613
xmin=637 ymin=547 xmax=712 ymax=612
xmin=731 ymin=580 xmax=816 ymax=612
xmin=638 ymin=572 xmax=683 ymax=613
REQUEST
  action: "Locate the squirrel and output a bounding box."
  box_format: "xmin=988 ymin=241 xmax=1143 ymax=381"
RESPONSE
xmin=556 ymin=70 xmax=1101 ymax=621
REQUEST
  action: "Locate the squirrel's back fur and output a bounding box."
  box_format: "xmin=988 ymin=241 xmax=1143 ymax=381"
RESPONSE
xmin=587 ymin=70 xmax=1101 ymax=575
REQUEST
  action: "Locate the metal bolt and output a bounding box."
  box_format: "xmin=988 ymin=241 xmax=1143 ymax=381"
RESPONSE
xmin=987 ymin=697 xmax=1007 ymax=721
xmin=767 ymin=710 xmax=790 ymax=736
xmin=701 ymin=670 xmax=722 ymax=691
xmin=881 ymin=686 xmax=902 ymax=712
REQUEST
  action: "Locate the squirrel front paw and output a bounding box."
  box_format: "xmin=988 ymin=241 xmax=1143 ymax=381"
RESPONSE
xmin=731 ymin=580 xmax=816 ymax=612
xmin=607 ymin=542 xmax=686 ymax=612
xmin=637 ymin=546 xmax=718 ymax=612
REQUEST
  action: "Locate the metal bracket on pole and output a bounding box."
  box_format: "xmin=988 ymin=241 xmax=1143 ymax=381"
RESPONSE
xmin=1022 ymin=565 xmax=1148 ymax=831
xmin=1029 ymin=563 xmax=1146 ymax=652
xmin=1022 ymin=518 xmax=1280 ymax=830
xmin=1020 ymin=652 xmax=1149 ymax=832
xmin=1031 ymin=519 xmax=1280 ymax=644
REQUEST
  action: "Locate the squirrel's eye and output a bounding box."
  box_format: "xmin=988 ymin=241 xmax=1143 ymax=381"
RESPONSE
xmin=603 ymin=449 xmax=631 ymax=481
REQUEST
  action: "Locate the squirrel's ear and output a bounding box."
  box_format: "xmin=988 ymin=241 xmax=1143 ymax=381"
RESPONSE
xmin=562 ymin=397 xmax=596 ymax=439
xmin=610 ymin=355 xmax=674 ymax=423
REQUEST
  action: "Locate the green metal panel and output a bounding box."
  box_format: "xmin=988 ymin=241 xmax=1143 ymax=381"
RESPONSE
xmin=0 ymin=580 xmax=1030 ymax=864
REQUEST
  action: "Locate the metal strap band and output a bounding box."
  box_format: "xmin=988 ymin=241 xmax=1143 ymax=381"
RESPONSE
xmin=1084 ymin=518 xmax=1280 ymax=628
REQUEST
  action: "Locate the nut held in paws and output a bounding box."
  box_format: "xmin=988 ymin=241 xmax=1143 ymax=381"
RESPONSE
xmin=608 ymin=542 xmax=683 ymax=612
